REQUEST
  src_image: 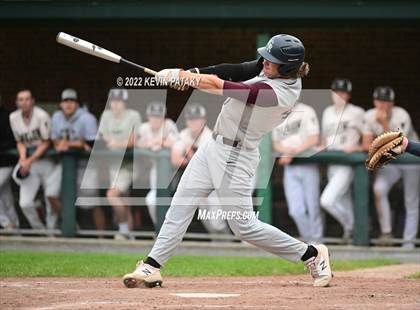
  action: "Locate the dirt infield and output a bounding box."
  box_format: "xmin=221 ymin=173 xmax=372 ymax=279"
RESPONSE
xmin=1 ymin=265 xmax=419 ymax=310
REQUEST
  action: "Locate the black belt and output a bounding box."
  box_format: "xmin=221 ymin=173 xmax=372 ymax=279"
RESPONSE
xmin=212 ymin=132 xmax=243 ymax=148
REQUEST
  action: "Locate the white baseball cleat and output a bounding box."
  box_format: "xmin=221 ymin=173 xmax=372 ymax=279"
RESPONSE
xmin=304 ymin=244 xmax=332 ymax=287
xmin=123 ymin=260 xmax=163 ymax=288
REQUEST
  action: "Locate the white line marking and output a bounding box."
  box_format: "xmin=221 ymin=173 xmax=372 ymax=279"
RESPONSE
xmin=171 ymin=293 xmax=240 ymax=298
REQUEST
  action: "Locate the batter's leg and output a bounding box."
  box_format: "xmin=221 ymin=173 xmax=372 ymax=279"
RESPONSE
xmin=148 ymin=142 xmax=214 ymax=265
xmin=199 ymin=192 xmax=230 ymax=235
xmin=209 ymin=141 xmax=307 ymax=262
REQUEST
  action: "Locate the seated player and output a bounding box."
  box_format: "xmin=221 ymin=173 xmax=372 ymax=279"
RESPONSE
xmin=99 ymin=89 xmax=142 ymax=240
xmin=362 ymin=86 xmax=419 ymax=249
xmin=137 ymin=101 xmax=178 ymax=226
xmin=51 ymin=88 xmax=106 ymax=232
xmin=320 ymin=78 xmax=364 ymax=242
xmin=273 ymin=101 xmax=322 ymax=243
xmin=9 ymin=89 xmax=61 ymax=230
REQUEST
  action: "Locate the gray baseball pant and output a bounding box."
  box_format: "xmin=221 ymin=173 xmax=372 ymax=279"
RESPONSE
xmin=149 ymin=137 xmax=308 ymax=265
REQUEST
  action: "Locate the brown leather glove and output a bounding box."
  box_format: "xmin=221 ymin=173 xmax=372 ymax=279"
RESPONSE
xmin=365 ymin=131 xmax=405 ymax=171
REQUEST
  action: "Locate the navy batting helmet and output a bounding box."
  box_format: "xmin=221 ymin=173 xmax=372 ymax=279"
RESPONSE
xmin=108 ymin=89 xmax=128 ymax=103
xmin=331 ymin=78 xmax=352 ymax=93
xmin=373 ymin=86 xmax=395 ymax=102
xmin=257 ymin=34 xmax=305 ymax=76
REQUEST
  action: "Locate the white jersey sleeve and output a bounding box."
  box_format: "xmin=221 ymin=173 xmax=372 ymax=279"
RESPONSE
xmin=301 ymin=105 xmax=320 ymax=136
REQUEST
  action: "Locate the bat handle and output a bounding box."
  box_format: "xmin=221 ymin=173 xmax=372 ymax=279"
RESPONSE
xmin=120 ymin=58 xmax=157 ymax=76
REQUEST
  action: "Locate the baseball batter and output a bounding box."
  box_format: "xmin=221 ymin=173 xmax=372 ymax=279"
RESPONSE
xmin=362 ymin=86 xmax=419 ymax=248
xmin=320 ymin=78 xmax=364 ymax=241
xmin=171 ymin=104 xmax=229 ymax=235
xmin=138 ymin=101 xmax=178 ymax=226
xmin=272 ymin=102 xmax=322 ymax=243
xmin=99 ymin=89 xmax=142 ymax=239
xmin=123 ymin=34 xmax=332 ymax=288
xmin=9 ymin=89 xmax=61 ymax=230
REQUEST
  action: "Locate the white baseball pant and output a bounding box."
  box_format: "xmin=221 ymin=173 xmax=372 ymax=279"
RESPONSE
xmin=18 ymin=159 xmax=61 ymax=229
xmin=320 ymin=165 xmax=354 ymax=233
xmin=374 ymin=164 xmax=420 ymax=244
xmin=146 ymin=165 xmax=229 ymax=233
xmin=0 ymin=167 xmax=18 ymax=228
xmin=149 ymin=137 xmax=308 ymax=265
xmin=283 ymin=164 xmax=322 ymax=242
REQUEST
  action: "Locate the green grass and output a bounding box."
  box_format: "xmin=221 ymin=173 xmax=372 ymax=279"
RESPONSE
xmin=0 ymin=250 xmax=398 ymax=278
xmin=406 ymin=271 xmax=420 ymax=280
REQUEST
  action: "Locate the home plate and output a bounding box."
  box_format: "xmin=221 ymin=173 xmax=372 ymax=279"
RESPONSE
xmin=171 ymin=293 xmax=240 ymax=298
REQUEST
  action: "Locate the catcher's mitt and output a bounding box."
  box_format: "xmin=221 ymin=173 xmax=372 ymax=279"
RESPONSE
xmin=365 ymin=131 xmax=405 ymax=171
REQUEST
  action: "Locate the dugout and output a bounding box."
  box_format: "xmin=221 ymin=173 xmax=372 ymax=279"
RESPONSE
xmin=1 ymin=0 xmax=420 ymax=245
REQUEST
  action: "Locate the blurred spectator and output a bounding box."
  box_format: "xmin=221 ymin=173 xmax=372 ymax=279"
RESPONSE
xmin=171 ymin=104 xmax=229 ymax=235
xmin=51 ymin=88 xmax=106 ymax=232
xmin=272 ymin=102 xmax=322 ymax=243
xmin=99 ymin=89 xmax=141 ymax=240
xmin=9 ymin=89 xmax=61 ymax=229
xmin=0 ymin=94 xmax=19 ymax=230
xmin=138 ymin=101 xmax=178 ymax=226
xmin=362 ymin=86 xmax=419 ymax=249
xmin=320 ymin=79 xmax=364 ymax=242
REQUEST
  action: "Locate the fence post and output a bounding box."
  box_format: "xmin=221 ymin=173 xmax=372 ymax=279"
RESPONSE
xmin=352 ymin=163 xmax=370 ymax=246
xmin=61 ymin=153 xmax=77 ymax=237
xmin=255 ymin=33 xmax=273 ymax=224
xmin=155 ymin=149 xmax=173 ymax=233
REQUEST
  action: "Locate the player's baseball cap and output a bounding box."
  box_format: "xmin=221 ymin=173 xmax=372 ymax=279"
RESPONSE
xmin=373 ymin=86 xmax=395 ymax=102
xmin=331 ymin=78 xmax=352 ymax=93
xmin=185 ymin=104 xmax=206 ymax=120
xmin=61 ymin=88 xmax=78 ymax=101
xmin=147 ymin=101 xmax=166 ymax=117
xmin=108 ymin=88 xmax=128 ymax=103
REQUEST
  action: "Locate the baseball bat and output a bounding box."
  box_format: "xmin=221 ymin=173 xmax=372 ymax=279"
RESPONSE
xmin=56 ymin=32 xmax=157 ymax=75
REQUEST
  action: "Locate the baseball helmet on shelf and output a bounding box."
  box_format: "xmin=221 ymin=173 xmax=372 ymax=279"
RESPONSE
xmin=331 ymin=78 xmax=352 ymax=93
xmin=373 ymin=86 xmax=395 ymax=102
xmin=257 ymin=34 xmax=305 ymax=76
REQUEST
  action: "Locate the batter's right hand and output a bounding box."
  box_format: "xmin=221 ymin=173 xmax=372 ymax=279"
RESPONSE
xmin=155 ymin=69 xmax=181 ymax=86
